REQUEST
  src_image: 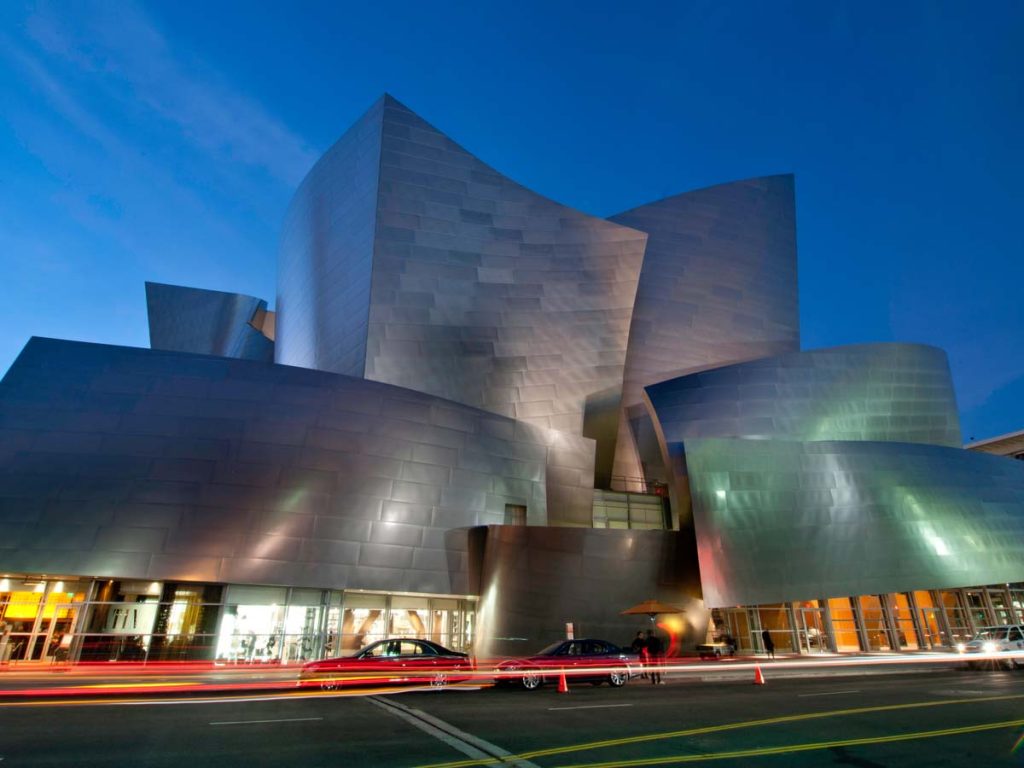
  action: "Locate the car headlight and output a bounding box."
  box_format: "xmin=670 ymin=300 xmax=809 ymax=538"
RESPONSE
xmin=982 ymin=641 xmax=997 ymax=653
xmin=955 ymin=643 xmax=966 ymax=653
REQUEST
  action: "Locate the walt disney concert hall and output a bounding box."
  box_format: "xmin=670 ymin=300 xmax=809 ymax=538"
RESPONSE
xmin=2 ymin=95 xmax=1023 ymax=664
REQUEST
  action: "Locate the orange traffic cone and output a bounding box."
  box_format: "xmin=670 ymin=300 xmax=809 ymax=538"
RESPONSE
xmin=558 ymin=668 xmax=569 ymax=694
xmin=753 ymin=665 xmax=766 ymax=685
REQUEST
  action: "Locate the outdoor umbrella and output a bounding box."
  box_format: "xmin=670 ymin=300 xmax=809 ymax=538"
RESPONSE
xmin=621 ymin=599 xmax=685 ymax=626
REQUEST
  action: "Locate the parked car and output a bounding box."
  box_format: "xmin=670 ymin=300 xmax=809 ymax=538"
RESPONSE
xmin=494 ymin=638 xmax=638 ymax=690
xmin=956 ymin=625 xmax=1024 ymax=669
xmin=298 ymin=638 xmax=474 ymax=690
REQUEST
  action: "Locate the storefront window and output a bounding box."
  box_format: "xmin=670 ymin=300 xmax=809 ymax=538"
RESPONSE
xmin=757 ymin=604 xmax=795 ymax=654
xmin=891 ymin=594 xmax=919 ymax=649
xmin=858 ymin=595 xmax=889 ymax=650
xmin=389 ymin=596 xmax=430 ymax=639
xmin=940 ymin=590 xmax=973 ymax=643
xmin=216 ymin=586 xmax=287 ymax=663
xmin=340 ymin=593 xmax=387 ymax=654
xmin=828 ymin=597 xmax=860 ymax=651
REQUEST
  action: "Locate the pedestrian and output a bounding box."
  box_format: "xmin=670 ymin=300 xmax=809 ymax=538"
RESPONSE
xmin=630 ymin=631 xmax=648 ymax=678
xmin=761 ymin=628 xmax=775 ymax=660
xmin=645 ymin=629 xmax=665 ymax=684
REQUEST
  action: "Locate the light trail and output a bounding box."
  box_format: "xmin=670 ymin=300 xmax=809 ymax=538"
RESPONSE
xmin=413 ymin=692 xmax=1024 ymax=768
xmin=0 ymin=649 xmax=1018 ymax=701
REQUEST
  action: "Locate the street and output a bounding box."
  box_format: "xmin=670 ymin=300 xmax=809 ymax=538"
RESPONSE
xmin=1 ymin=667 xmax=1022 ymax=766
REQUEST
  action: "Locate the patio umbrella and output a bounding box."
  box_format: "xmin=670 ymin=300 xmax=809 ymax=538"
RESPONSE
xmin=621 ymin=599 xmax=686 ymax=623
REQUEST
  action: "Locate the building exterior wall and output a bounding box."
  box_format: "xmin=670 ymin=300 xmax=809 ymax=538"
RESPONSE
xmin=645 ymin=343 xmax=962 ymax=447
xmin=277 ymin=95 xmax=648 ymax=437
xmin=474 ymin=525 xmax=706 ymax=660
xmin=683 ymin=438 xmax=1024 ymax=607
xmin=276 ymin=97 xmax=384 ymax=377
xmin=145 ymin=282 xmax=274 ymax=363
xmin=607 ymin=176 xmax=800 ymax=488
xmin=0 ymin=337 xmax=594 ymax=595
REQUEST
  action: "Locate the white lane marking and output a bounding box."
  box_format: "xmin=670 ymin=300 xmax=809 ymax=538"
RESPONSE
xmin=370 ymin=697 xmax=540 ymax=768
xmin=548 ymin=703 xmax=635 ymax=711
xmin=797 ymin=690 xmax=860 ymax=697
xmin=210 ymin=716 xmax=323 ymax=726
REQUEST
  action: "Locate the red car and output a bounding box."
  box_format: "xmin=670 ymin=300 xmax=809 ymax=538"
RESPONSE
xmin=298 ymin=638 xmax=474 ymax=690
xmin=495 ymin=638 xmax=638 ymax=690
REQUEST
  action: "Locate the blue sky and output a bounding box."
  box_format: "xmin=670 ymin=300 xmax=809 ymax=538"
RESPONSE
xmin=1 ymin=0 xmax=1021 ymax=441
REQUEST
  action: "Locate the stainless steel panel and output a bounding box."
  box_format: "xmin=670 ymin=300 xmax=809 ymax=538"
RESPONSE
xmin=0 ymin=338 xmax=593 ymax=592
xmin=646 ymin=343 xmax=962 ymax=446
xmin=608 ymin=176 xmax=800 ymax=487
xmin=146 ymin=282 xmax=273 ymax=362
xmin=276 ymin=95 xmax=647 ymax=438
xmin=683 ymin=438 xmax=1024 ymax=606
xmin=475 ymin=525 xmax=707 ymax=659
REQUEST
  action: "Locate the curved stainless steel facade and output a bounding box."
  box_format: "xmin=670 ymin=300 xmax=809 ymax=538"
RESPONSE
xmin=277 ymin=95 xmax=648 ymax=436
xmin=645 ymin=343 xmax=962 ymax=446
xmin=607 ymin=176 xmax=800 ymax=488
xmin=276 ymin=97 xmax=384 ymax=377
xmin=0 ymin=337 xmax=594 ymax=594
xmin=683 ymin=438 xmax=1024 ymax=606
xmin=475 ymin=525 xmax=706 ymax=659
xmin=645 ymin=343 xmax=1022 ymax=607
xmin=146 ymin=282 xmax=274 ymax=363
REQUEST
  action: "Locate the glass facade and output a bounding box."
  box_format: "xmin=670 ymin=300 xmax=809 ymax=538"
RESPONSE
xmin=711 ymin=583 xmax=1024 ymax=657
xmin=0 ymin=575 xmax=475 ymax=665
xmin=592 ymin=491 xmax=668 ymax=530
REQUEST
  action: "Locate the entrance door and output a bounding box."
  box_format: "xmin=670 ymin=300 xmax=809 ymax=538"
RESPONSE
xmin=41 ymin=603 xmax=78 ymax=662
xmin=799 ymin=609 xmax=826 ymax=654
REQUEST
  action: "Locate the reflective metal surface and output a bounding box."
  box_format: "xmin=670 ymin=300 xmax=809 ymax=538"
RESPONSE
xmin=683 ymin=438 xmax=1024 ymax=607
xmin=0 ymin=338 xmax=594 ymax=594
xmin=646 ymin=343 xmax=962 ymax=446
xmin=608 ymin=176 xmax=800 ymax=488
xmin=475 ymin=525 xmax=706 ymax=659
xmin=277 ymin=95 xmax=648 ymax=436
xmin=145 ymin=282 xmax=273 ymax=362
xmin=645 ymin=343 xmax=1021 ymax=607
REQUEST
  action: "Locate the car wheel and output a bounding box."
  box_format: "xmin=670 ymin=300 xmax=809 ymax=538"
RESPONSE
xmin=430 ymin=671 xmax=449 ymax=689
xmin=608 ymin=670 xmax=627 ymax=688
xmin=521 ymin=671 xmax=542 ymax=690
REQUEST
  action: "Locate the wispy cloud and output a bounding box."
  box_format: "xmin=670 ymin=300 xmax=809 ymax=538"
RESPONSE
xmin=23 ymin=0 xmax=316 ymax=185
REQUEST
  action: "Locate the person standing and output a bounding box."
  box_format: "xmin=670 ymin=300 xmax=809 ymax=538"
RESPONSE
xmin=630 ymin=631 xmax=648 ymax=678
xmin=761 ymin=628 xmax=775 ymax=660
xmin=646 ymin=629 xmax=665 ymax=684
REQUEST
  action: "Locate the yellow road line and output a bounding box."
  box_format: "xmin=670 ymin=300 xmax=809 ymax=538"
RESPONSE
xmin=554 ymin=718 xmax=1024 ymax=767
xmin=414 ymin=693 xmax=1024 ymax=768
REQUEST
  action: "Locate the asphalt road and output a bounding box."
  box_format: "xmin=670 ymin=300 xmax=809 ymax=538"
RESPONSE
xmin=1 ymin=668 xmax=1022 ymax=767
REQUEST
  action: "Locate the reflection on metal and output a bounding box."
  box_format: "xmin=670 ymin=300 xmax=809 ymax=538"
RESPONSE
xmin=676 ymin=439 xmax=1024 ymax=607
xmin=646 ymin=343 xmax=962 ymax=446
xmin=645 ymin=343 xmax=1023 ymax=607
xmin=608 ymin=176 xmax=800 ymax=488
xmin=277 ymin=94 xmax=648 ymax=436
xmin=474 ymin=525 xmax=706 ymax=659
xmin=146 ymin=282 xmax=274 ymax=362
xmin=0 ymin=338 xmax=594 ymax=594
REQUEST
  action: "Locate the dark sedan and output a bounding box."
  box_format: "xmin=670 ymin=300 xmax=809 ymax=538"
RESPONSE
xmin=298 ymin=638 xmax=474 ymax=690
xmin=495 ymin=638 xmax=638 ymax=690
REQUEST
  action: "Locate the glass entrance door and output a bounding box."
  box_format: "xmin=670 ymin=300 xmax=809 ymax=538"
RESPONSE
xmin=798 ymin=608 xmax=826 ymax=654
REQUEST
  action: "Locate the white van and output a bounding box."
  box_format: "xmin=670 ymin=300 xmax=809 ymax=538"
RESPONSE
xmin=956 ymin=625 xmax=1024 ymax=669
